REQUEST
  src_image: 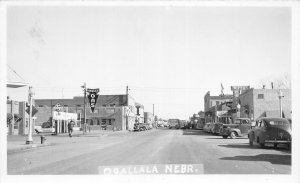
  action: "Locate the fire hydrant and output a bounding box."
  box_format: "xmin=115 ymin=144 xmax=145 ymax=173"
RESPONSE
xmin=40 ymin=136 xmax=46 ymax=144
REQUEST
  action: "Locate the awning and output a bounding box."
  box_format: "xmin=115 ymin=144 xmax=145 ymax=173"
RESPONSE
xmin=7 ymin=113 xmax=22 ymax=122
xmin=7 ymin=81 xmax=29 ymax=88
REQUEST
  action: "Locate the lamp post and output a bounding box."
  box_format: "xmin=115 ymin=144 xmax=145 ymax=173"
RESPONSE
xmin=81 ymin=83 xmax=87 ymax=134
xmin=278 ymin=90 xmax=284 ymax=118
xmin=26 ymin=86 xmax=34 ymax=144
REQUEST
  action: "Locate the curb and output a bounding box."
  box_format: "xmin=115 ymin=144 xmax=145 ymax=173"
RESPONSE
xmin=7 ymin=142 xmax=55 ymax=154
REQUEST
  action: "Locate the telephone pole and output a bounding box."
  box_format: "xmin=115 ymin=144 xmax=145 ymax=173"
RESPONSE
xmin=153 ymin=104 xmax=154 ymax=116
xmin=278 ymin=90 xmax=284 ymax=118
xmin=81 ymin=83 xmax=87 ymax=134
xmin=126 ymin=85 xmax=129 ymax=106
xmin=26 ymin=86 xmax=34 ymax=144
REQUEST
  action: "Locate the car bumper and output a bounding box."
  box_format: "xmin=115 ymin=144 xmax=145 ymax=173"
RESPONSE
xmin=265 ymin=140 xmax=291 ymax=144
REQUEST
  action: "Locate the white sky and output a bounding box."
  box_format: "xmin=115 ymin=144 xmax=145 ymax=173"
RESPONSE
xmin=6 ymin=6 xmax=291 ymax=120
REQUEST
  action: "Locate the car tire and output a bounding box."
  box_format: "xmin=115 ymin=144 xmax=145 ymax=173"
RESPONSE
xmin=249 ymin=136 xmax=253 ymax=146
xmin=230 ymin=132 xmax=237 ymax=139
xmin=222 ymin=135 xmax=228 ymax=139
xmin=287 ymin=143 xmax=291 ymax=150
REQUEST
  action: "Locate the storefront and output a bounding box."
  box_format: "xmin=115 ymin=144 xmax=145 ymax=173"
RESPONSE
xmin=52 ymin=111 xmax=78 ymax=134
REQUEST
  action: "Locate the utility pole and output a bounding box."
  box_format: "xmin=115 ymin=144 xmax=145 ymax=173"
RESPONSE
xmin=81 ymin=83 xmax=87 ymax=134
xmin=278 ymin=90 xmax=284 ymax=118
xmin=126 ymin=85 xmax=129 ymax=106
xmin=153 ymin=104 xmax=154 ymax=116
xmin=26 ymin=86 xmax=34 ymax=144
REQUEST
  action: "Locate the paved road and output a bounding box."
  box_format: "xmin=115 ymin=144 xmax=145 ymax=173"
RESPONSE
xmin=7 ymin=129 xmax=291 ymax=174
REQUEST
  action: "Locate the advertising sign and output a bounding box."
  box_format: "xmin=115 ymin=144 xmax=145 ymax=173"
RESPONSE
xmin=87 ymin=88 xmax=100 ymax=113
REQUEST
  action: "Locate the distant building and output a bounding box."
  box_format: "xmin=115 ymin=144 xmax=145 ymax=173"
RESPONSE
xmin=204 ymin=91 xmax=233 ymax=122
xmin=238 ymin=88 xmax=291 ymax=120
xmin=144 ymin=112 xmax=154 ymax=124
xmin=35 ymin=94 xmax=142 ymax=133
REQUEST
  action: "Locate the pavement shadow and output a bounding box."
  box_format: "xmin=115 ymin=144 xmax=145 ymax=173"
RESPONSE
xmin=220 ymin=154 xmax=291 ymax=165
xmin=218 ymin=143 xmax=291 ymax=153
xmin=182 ymin=130 xmax=213 ymax=136
xmin=206 ymin=137 xmax=249 ymax=139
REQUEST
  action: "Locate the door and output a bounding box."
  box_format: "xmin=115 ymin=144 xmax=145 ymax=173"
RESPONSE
xmin=239 ymin=119 xmax=251 ymax=135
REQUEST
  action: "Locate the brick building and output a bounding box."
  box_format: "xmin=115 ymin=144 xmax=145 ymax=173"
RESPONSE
xmin=34 ymin=94 xmax=142 ymax=132
xmin=238 ymin=88 xmax=291 ymax=120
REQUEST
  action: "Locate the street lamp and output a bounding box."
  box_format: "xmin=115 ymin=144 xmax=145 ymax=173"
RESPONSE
xmin=278 ymin=90 xmax=284 ymax=118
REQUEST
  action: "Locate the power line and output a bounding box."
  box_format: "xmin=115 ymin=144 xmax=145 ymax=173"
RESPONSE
xmin=7 ymin=64 xmax=27 ymax=82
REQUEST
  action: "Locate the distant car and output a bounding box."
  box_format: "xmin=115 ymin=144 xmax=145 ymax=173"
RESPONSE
xmin=248 ymin=117 xmax=291 ymax=149
xmin=219 ymin=118 xmax=251 ymax=139
xmin=34 ymin=126 xmax=55 ymax=134
xmin=134 ymin=123 xmax=146 ymax=131
xmin=211 ymin=123 xmax=223 ymax=134
xmin=203 ymin=123 xmax=213 ymax=133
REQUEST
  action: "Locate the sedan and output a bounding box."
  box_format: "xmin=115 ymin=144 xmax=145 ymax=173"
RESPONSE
xmin=248 ymin=117 xmax=291 ymax=149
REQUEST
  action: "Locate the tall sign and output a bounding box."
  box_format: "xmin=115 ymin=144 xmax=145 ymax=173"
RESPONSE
xmin=87 ymin=88 xmax=100 ymax=113
xmin=231 ymin=86 xmax=250 ymax=107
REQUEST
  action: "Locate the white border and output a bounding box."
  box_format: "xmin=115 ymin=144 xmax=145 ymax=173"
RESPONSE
xmin=1 ymin=1 xmax=299 ymax=183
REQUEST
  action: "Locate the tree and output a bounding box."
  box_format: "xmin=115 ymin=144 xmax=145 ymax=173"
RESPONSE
xmin=257 ymin=73 xmax=291 ymax=89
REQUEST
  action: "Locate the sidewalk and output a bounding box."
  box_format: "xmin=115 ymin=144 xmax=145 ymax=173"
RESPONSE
xmin=7 ymin=130 xmax=129 ymax=153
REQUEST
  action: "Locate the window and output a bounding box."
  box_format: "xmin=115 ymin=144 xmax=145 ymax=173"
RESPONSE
xmin=108 ymin=119 xmax=112 ymax=125
xmin=259 ymin=120 xmax=265 ymax=127
xmin=110 ymin=104 xmax=115 ymax=107
xmin=89 ymin=109 xmax=98 ymax=113
xmin=103 ymin=104 xmax=107 ymax=107
xmin=258 ymin=94 xmax=264 ymax=99
xmin=106 ymin=108 xmax=115 ymax=114
xmin=101 ymin=119 xmax=106 ymax=125
xmin=97 ymin=119 xmax=100 ymax=125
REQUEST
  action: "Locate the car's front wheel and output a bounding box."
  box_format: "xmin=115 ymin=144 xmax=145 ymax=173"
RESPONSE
xmin=230 ymin=131 xmax=237 ymax=139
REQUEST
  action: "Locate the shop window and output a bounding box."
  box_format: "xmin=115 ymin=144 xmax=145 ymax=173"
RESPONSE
xmin=106 ymin=108 xmax=115 ymax=114
xmin=258 ymin=94 xmax=264 ymax=99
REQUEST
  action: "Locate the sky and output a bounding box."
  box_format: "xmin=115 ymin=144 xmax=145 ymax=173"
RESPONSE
xmin=6 ymin=6 xmax=291 ymax=120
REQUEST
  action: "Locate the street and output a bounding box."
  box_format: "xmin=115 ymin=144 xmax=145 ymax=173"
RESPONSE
xmin=7 ymin=128 xmax=291 ymax=175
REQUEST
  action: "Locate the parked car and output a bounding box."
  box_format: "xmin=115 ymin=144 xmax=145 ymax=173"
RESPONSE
xmin=211 ymin=123 xmax=223 ymax=134
xmin=248 ymin=117 xmax=291 ymax=149
xmin=134 ymin=123 xmax=146 ymax=131
xmin=219 ymin=118 xmax=251 ymax=139
xmin=203 ymin=123 xmax=213 ymax=133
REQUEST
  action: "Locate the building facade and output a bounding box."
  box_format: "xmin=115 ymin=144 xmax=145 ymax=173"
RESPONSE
xmin=34 ymin=94 xmax=142 ymax=132
xmin=7 ymin=100 xmax=32 ymax=135
xmin=238 ymin=88 xmax=291 ymax=120
xmin=144 ymin=112 xmax=154 ymax=124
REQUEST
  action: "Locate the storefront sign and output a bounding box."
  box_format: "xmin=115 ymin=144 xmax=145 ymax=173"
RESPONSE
xmin=87 ymin=88 xmax=99 ymax=113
